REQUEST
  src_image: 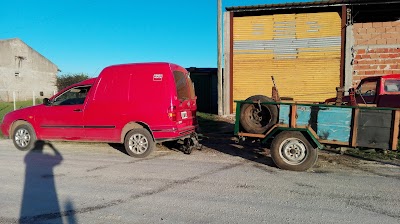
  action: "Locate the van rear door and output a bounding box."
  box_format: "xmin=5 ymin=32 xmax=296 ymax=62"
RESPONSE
xmin=173 ymin=70 xmax=197 ymax=129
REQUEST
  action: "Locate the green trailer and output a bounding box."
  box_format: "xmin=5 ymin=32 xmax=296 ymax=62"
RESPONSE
xmin=234 ymin=99 xmax=399 ymax=171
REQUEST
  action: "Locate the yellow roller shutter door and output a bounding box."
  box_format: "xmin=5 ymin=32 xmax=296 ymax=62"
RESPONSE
xmin=233 ymin=12 xmax=341 ymax=106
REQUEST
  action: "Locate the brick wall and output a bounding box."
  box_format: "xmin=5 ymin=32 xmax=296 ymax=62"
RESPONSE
xmin=352 ymin=21 xmax=400 ymax=85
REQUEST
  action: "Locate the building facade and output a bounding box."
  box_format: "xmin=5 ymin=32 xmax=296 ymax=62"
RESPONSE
xmin=0 ymin=38 xmax=58 ymax=102
xmin=223 ymin=0 xmax=400 ymax=114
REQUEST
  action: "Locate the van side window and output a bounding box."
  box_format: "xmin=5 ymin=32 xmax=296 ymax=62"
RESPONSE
xmin=53 ymin=85 xmax=92 ymax=106
xmin=173 ymin=71 xmax=195 ymax=101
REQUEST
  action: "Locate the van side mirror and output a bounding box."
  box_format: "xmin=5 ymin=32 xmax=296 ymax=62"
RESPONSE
xmin=43 ymin=98 xmax=51 ymax=105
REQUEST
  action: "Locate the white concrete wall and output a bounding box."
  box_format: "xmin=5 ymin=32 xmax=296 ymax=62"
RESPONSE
xmin=0 ymin=38 xmax=58 ymax=101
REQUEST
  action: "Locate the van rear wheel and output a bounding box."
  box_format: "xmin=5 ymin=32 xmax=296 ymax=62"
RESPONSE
xmin=124 ymin=128 xmax=155 ymax=158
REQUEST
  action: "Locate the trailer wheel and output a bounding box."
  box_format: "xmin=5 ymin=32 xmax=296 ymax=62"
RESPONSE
xmin=12 ymin=124 xmax=37 ymax=151
xmin=124 ymin=128 xmax=155 ymax=158
xmin=240 ymin=95 xmax=278 ymax=134
xmin=270 ymin=131 xmax=317 ymax=171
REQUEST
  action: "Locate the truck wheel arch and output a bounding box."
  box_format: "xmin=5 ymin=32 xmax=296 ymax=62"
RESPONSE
xmin=120 ymin=122 xmax=154 ymax=143
xmin=262 ymin=128 xmax=322 ymax=150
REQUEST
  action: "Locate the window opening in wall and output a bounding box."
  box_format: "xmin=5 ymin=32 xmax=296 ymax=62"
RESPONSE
xmin=15 ymin=56 xmax=25 ymax=77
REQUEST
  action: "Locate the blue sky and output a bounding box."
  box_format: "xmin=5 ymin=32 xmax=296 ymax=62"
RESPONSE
xmin=1 ymin=0 xmax=308 ymax=77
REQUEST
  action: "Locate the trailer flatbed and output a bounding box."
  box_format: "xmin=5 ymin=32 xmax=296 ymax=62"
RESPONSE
xmin=235 ymin=100 xmax=399 ymax=171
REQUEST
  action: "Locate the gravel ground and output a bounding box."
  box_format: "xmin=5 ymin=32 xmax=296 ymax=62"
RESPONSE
xmin=0 ymin=138 xmax=399 ymax=224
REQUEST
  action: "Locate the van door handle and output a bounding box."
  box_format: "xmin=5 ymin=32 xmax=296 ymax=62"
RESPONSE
xmin=73 ymin=109 xmax=82 ymax=112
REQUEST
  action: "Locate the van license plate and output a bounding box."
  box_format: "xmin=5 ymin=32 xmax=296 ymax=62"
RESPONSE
xmin=181 ymin=111 xmax=188 ymax=119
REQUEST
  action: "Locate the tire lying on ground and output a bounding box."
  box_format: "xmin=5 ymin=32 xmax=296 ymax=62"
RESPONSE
xmin=240 ymin=95 xmax=278 ymax=134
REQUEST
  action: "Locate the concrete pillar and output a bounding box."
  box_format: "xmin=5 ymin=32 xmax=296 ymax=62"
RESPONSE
xmin=223 ymin=11 xmax=231 ymax=115
xmin=345 ymin=23 xmax=355 ymax=94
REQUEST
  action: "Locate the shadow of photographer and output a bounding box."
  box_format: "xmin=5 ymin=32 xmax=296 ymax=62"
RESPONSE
xmin=19 ymin=140 xmax=76 ymax=224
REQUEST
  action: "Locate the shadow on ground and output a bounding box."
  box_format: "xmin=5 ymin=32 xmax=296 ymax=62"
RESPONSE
xmin=324 ymin=147 xmax=400 ymax=167
xmin=20 ymin=140 xmax=78 ymax=224
xmin=194 ymin=114 xmax=277 ymax=168
xmin=196 ymin=114 xmax=400 ymax=171
xmin=108 ymin=143 xmax=129 ymax=155
xmin=110 ymin=140 xmax=191 ymax=156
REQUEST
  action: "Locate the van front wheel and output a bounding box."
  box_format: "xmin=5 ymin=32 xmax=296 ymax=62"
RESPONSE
xmin=124 ymin=128 xmax=155 ymax=158
xmin=12 ymin=124 xmax=37 ymax=151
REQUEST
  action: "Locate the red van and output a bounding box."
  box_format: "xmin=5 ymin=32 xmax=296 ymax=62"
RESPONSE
xmin=1 ymin=62 xmax=198 ymax=157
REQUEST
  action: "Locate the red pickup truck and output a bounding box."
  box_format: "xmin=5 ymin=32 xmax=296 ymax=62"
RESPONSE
xmin=325 ymin=74 xmax=400 ymax=108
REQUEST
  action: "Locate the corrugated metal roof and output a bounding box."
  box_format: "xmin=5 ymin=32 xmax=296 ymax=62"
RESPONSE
xmin=226 ymin=0 xmax=400 ymax=12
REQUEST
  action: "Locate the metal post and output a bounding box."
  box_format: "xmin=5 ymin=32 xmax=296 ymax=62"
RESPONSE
xmin=13 ymin=91 xmax=16 ymax=111
xmin=217 ymin=0 xmax=223 ymax=115
xmin=32 ymin=91 xmax=35 ymax=106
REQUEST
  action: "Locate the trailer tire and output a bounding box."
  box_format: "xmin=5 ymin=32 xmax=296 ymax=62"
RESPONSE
xmin=240 ymin=95 xmax=278 ymax=134
xmin=270 ymin=131 xmax=318 ymax=171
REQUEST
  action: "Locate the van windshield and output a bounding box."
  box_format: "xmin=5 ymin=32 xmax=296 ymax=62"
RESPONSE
xmin=173 ymin=71 xmax=195 ymax=101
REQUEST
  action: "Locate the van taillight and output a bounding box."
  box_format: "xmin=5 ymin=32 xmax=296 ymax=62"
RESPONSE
xmin=168 ymin=106 xmax=177 ymax=121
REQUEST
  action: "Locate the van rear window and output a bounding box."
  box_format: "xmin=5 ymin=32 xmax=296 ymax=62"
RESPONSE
xmin=173 ymin=71 xmax=195 ymax=100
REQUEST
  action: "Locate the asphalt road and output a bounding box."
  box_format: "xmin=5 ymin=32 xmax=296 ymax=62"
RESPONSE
xmin=0 ymin=139 xmax=399 ymax=224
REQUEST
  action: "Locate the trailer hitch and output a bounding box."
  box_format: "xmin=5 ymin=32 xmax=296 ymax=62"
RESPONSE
xmin=182 ymin=133 xmax=202 ymax=154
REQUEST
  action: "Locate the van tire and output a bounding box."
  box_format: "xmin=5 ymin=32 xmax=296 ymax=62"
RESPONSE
xmin=12 ymin=124 xmax=37 ymax=151
xmin=270 ymin=131 xmax=318 ymax=171
xmin=124 ymin=128 xmax=155 ymax=158
xmin=240 ymin=95 xmax=278 ymax=134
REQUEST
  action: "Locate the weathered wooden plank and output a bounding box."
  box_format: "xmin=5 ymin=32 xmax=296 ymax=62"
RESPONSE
xmin=319 ymin=139 xmax=349 ymax=145
xmin=290 ymin=104 xmax=297 ymax=128
xmin=238 ymin=132 xmax=265 ymax=138
xmin=391 ymin=110 xmax=400 ymax=150
xmin=296 ymin=105 xmax=311 ymax=126
xmin=316 ymin=106 xmax=352 ymax=143
xmin=278 ymin=104 xmax=290 ymax=125
xmin=356 ymin=109 xmax=392 ymax=149
xmin=351 ymin=108 xmax=359 ymax=147
xmin=306 ymin=126 xmax=319 ymax=139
